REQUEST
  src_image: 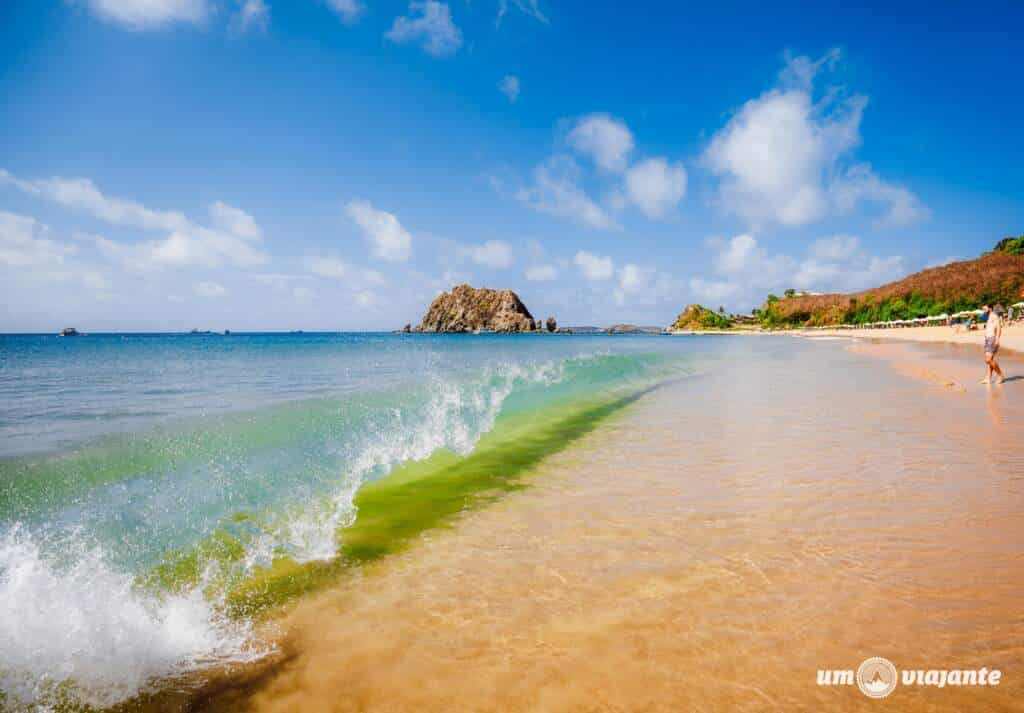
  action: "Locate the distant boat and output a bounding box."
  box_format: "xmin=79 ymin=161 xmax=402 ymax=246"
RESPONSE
xmin=224 ymin=330 xmax=231 ymax=335
xmin=189 ymin=329 xmax=213 ymax=335
xmin=59 ymin=327 xmax=80 ymax=337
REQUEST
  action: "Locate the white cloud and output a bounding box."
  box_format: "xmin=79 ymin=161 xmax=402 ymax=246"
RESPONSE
xmin=525 ymin=264 xmax=556 ymax=281
xmin=612 ymin=263 xmax=652 ymax=305
xmin=830 ymin=163 xmax=930 ymax=227
xmin=85 ymin=0 xmax=209 ymax=30
xmin=466 ymin=240 xmax=513 ymax=269
xmin=777 ymin=47 xmax=841 ymax=90
xmin=689 ymin=277 xmax=741 ymax=303
xmin=704 ymin=49 xmax=925 ymax=229
xmin=691 ymin=232 xmax=906 ymax=310
xmin=807 ymin=234 xmax=860 ymax=262
xmin=326 ymin=0 xmax=365 ymax=24
xmin=573 ymin=250 xmax=614 ymax=281
xmin=193 ymin=281 xmax=227 ymax=298
xmin=623 ymin=157 xmax=686 ymax=219
xmin=386 ymin=1 xmax=463 ymax=58
xmin=0 ymin=211 xmax=112 ymax=292
xmin=567 ymin=113 xmax=634 ymax=173
xmin=498 ymin=75 xmax=521 ymax=102
xmin=306 ymin=256 xmax=350 ymax=279
xmin=1 ymin=170 xmax=189 ymax=232
xmin=0 ymin=211 xmax=74 ymax=268
xmin=516 ymin=156 xmax=619 ymax=231
xmin=232 ymin=0 xmax=269 ymax=34
xmin=209 ymin=201 xmax=261 ymax=240
xmin=496 ymin=0 xmax=547 ymax=25
xmin=293 ymin=286 xmax=313 ymax=302
xmin=714 ymin=233 xmax=761 ymax=274
xmin=95 ymin=229 xmax=266 ymax=270
xmin=344 ymin=199 xmax=413 ymax=262
xmin=1 ymin=169 xmax=268 ymax=270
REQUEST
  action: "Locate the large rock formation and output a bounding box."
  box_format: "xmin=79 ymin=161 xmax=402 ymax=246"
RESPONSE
xmin=416 ymin=284 xmax=537 ymax=333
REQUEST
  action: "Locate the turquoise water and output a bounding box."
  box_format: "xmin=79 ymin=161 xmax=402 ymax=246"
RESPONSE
xmin=0 ymin=332 xmax=718 ymax=709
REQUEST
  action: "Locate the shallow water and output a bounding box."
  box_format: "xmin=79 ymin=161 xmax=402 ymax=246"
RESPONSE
xmin=189 ymin=338 xmax=1024 ymax=712
xmin=0 ymin=332 xmax=710 ymax=709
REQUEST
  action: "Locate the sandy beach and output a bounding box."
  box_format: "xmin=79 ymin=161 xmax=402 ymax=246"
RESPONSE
xmin=801 ymin=323 xmax=1024 ymax=354
xmin=183 ymin=338 xmax=1024 ymax=713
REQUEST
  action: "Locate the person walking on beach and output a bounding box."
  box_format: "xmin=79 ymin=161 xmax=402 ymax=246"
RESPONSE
xmin=981 ymin=304 xmax=1005 ymax=384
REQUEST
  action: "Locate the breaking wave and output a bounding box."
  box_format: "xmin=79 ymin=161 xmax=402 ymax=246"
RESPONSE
xmin=0 ymin=349 xmax=669 ymax=709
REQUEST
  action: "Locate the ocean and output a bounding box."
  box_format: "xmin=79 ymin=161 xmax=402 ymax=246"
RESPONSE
xmin=0 ymin=332 xmax=718 ymax=710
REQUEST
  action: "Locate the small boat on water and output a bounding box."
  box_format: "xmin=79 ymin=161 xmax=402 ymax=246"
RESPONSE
xmin=59 ymin=327 xmax=80 ymax=337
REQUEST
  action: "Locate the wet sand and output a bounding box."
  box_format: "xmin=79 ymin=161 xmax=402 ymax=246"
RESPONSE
xmin=193 ymin=339 xmax=1024 ymax=712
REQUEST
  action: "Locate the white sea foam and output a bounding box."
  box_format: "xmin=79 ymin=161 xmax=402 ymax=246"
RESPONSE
xmin=0 ymin=352 xmax=615 ymax=709
xmin=0 ymin=527 xmax=265 ymax=710
xmin=251 ymin=357 xmax=572 ymax=565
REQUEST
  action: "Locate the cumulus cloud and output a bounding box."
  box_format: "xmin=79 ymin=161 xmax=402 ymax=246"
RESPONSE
xmin=1 ymin=169 xmax=268 ymax=270
xmin=567 ymin=113 xmax=634 ymax=173
xmin=193 ymin=281 xmax=227 ymax=298
xmin=326 ymin=0 xmax=365 ymax=24
xmin=517 ymin=115 xmax=687 ymax=228
xmin=623 ymin=158 xmax=687 ymax=219
xmin=573 ymin=250 xmax=614 ymax=281
xmin=232 ymin=0 xmax=269 ymax=33
xmin=498 ymin=75 xmax=521 ymax=102
xmin=0 ymin=211 xmax=111 ymax=291
xmin=0 ymin=211 xmax=75 ymax=268
xmin=516 ymin=156 xmax=618 ymax=231
xmin=85 ymin=0 xmax=209 ymax=30
xmin=612 ymin=263 xmax=653 ymax=305
xmin=524 ymin=264 xmax=556 ymax=281
xmin=830 ymin=163 xmax=930 ymax=227
xmin=690 ymin=232 xmax=906 ymax=310
xmin=704 ymin=49 xmax=925 ymax=229
xmin=344 ymin=199 xmax=413 ymax=262
xmin=465 ymin=240 xmax=513 ymax=269
xmin=386 ymin=1 xmax=462 ymax=58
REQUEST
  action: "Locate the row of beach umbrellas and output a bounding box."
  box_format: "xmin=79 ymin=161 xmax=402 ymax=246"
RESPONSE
xmin=808 ymin=302 xmax=1024 ymax=330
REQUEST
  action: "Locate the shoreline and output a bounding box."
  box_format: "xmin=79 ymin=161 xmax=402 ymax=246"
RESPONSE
xmin=797 ymin=323 xmax=1024 ymax=354
xmin=183 ymin=339 xmax=1024 ymax=712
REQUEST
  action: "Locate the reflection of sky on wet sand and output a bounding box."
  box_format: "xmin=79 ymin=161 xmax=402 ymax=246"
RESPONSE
xmin=196 ymin=339 xmax=1024 ymax=713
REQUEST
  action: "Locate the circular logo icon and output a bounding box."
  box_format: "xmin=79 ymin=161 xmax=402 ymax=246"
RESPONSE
xmin=857 ymin=657 xmax=898 ymax=699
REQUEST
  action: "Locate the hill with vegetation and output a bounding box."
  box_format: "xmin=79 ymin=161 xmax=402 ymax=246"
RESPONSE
xmin=756 ymin=237 xmax=1024 ymax=327
xmin=671 ymin=304 xmax=733 ymax=330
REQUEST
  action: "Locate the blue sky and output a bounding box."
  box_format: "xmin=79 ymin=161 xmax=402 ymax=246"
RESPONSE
xmin=1 ymin=0 xmax=1021 ymax=331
